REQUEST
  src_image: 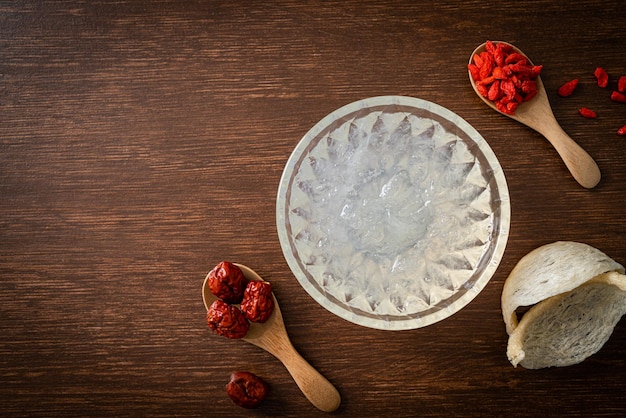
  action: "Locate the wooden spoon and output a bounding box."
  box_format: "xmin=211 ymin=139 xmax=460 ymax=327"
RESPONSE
xmin=469 ymin=41 xmax=601 ymax=189
xmin=202 ymin=263 xmax=341 ymax=412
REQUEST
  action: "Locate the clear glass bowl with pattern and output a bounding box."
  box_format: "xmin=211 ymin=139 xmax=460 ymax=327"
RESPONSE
xmin=276 ymin=96 xmax=510 ymax=330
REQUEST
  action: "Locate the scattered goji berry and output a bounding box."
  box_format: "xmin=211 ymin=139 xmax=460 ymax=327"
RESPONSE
xmin=617 ymin=125 xmax=626 ymax=136
xmin=579 ymin=108 xmax=597 ymax=118
xmin=557 ymin=79 xmax=578 ymax=97
xmin=594 ymin=67 xmax=609 ymax=88
xmin=618 ymin=76 xmax=626 ymax=93
xmin=469 ymin=40 xmax=541 ymax=115
xmin=610 ymin=91 xmax=626 ymax=103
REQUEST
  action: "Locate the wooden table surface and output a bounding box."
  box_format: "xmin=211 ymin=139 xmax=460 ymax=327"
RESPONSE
xmin=2 ymin=1 xmax=625 ymax=416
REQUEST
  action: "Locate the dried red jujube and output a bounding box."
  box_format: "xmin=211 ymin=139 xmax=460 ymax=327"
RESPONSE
xmin=206 ymin=300 xmax=250 ymax=339
xmin=208 ymin=261 xmax=248 ymax=304
xmin=226 ymin=371 xmax=269 ymax=409
xmin=240 ymin=281 xmax=275 ymax=323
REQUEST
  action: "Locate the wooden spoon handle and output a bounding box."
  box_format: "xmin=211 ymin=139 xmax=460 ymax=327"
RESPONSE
xmin=538 ymin=119 xmax=601 ymax=189
xmin=274 ymin=341 xmax=341 ymax=412
xmin=514 ymin=86 xmax=601 ymax=189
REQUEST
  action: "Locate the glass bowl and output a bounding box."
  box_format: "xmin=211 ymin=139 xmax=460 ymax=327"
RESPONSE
xmin=276 ymin=96 xmax=510 ymax=330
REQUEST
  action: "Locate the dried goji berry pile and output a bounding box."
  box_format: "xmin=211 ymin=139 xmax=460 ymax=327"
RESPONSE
xmin=557 ymin=68 xmax=626 ymax=135
xmin=468 ymin=40 xmax=543 ymax=115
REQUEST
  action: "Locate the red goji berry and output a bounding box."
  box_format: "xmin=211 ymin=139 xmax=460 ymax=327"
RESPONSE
xmin=468 ymin=63 xmax=481 ymax=82
xmin=510 ymin=74 xmax=521 ymax=87
xmin=485 ymin=40 xmax=497 ymax=55
xmin=531 ymin=66 xmax=543 ymax=77
xmin=493 ymin=50 xmax=505 ymax=67
xmin=501 ymin=79 xmax=516 ymax=100
xmin=487 ymin=80 xmax=501 ymax=101
xmin=506 ymin=102 xmax=519 ymax=114
xmin=579 ymin=108 xmax=597 ymax=118
xmin=617 ymin=125 xmax=626 ymax=136
xmin=520 ymin=79 xmax=537 ymax=94
xmin=478 ymin=75 xmax=496 ymax=86
xmin=557 ymin=79 xmax=579 ymax=97
xmin=494 ymin=43 xmax=513 ymax=67
xmin=505 ymin=53 xmax=527 ymax=65
xmin=610 ymin=91 xmax=626 ymax=103
xmin=476 ymin=83 xmax=488 ymax=98
xmin=478 ymin=52 xmax=495 ymax=79
xmin=472 ymin=53 xmax=484 ymax=68
xmin=470 ymin=41 xmax=541 ymax=115
xmin=508 ymin=62 xmax=534 ymax=78
xmin=618 ymin=76 xmax=626 ymax=93
xmin=496 ymin=100 xmax=514 ymax=115
xmin=594 ymin=67 xmax=609 ymax=88
xmin=492 ymin=66 xmax=506 ymax=80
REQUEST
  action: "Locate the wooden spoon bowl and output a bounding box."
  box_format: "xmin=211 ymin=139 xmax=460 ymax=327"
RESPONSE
xmin=202 ymin=263 xmax=341 ymax=412
xmin=469 ymin=41 xmax=601 ymax=189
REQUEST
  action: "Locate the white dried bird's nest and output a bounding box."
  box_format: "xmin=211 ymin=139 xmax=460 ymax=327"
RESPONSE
xmin=501 ymin=241 xmax=625 ymax=369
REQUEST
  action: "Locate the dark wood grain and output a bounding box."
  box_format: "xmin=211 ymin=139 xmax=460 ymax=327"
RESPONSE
xmin=1 ymin=1 xmax=625 ymax=416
